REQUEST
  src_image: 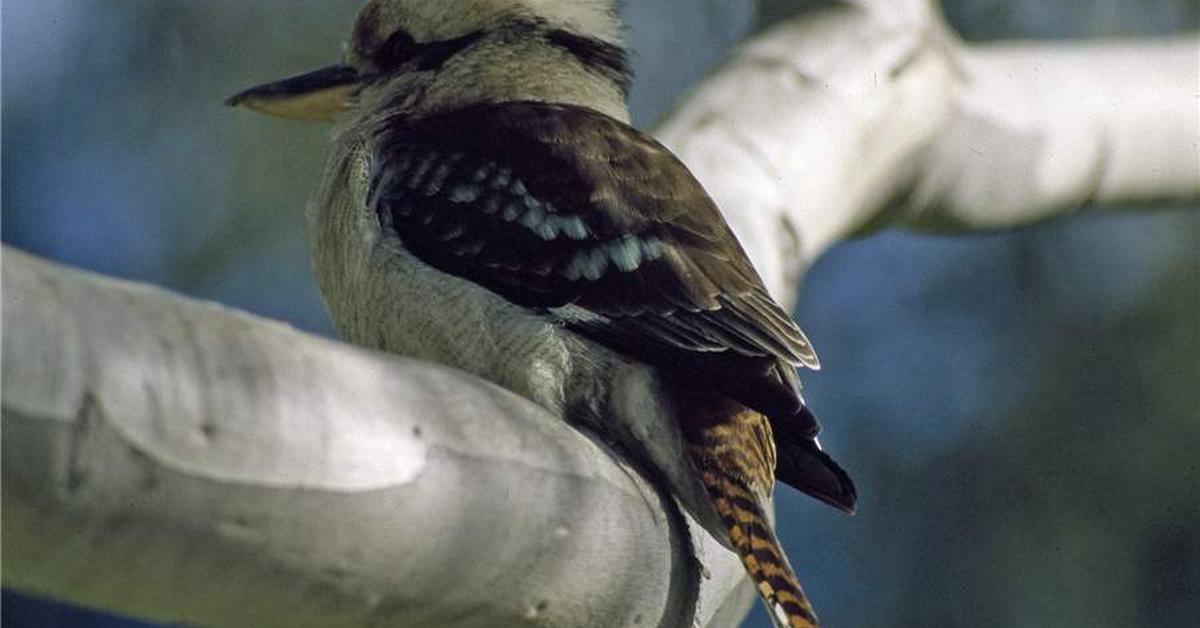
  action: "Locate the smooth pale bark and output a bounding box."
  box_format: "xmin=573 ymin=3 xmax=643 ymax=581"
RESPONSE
xmin=657 ymin=3 xmax=1199 ymax=291
xmin=3 ymin=1 xmax=1196 ymax=626
xmin=2 ymin=248 xmax=752 ymax=628
xmin=910 ymin=38 xmax=1200 ymax=230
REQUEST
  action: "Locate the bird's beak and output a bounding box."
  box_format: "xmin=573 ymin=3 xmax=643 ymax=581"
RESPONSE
xmin=226 ymin=64 xmax=362 ymax=121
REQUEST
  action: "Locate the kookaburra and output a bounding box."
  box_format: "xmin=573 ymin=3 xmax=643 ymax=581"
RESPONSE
xmin=229 ymin=1 xmax=855 ymax=625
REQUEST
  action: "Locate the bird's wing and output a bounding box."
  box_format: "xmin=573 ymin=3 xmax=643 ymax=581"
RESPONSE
xmin=367 ymin=102 xmax=818 ymax=429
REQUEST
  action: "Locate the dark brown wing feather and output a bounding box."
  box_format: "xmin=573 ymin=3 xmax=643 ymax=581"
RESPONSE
xmin=368 ymin=102 xmax=818 ymax=430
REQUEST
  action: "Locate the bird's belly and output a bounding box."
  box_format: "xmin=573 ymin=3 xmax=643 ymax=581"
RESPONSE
xmin=321 ymin=239 xmax=599 ymax=416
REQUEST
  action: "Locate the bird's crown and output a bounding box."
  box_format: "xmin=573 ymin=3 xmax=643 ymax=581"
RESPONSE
xmin=346 ymin=0 xmax=623 ymax=72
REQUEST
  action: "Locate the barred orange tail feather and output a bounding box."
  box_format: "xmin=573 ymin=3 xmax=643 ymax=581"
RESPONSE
xmin=700 ymin=468 xmax=822 ymax=628
xmin=684 ymin=406 xmax=822 ymax=628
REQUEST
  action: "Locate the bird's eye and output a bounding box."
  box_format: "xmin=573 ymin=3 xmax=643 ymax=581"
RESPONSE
xmin=376 ymin=30 xmax=418 ymax=68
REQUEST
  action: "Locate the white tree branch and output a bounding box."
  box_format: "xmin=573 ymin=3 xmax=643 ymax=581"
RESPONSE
xmin=656 ymin=2 xmax=1198 ymax=291
xmin=2 ymin=247 xmax=752 ymax=628
xmin=906 ymin=37 xmax=1200 ymax=232
xmin=3 ymin=2 xmax=1196 ymax=627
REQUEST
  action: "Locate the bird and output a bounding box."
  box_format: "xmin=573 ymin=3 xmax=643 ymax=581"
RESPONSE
xmin=228 ymin=1 xmax=856 ymax=626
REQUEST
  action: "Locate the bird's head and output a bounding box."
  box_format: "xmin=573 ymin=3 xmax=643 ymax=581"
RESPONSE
xmin=227 ymin=0 xmax=630 ymax=122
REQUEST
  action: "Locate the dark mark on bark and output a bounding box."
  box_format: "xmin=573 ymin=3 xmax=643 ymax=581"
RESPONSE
xmin=888 ymin=43 xmax=924 ymax=79
xmin=67 ymin=392 xmax=102 ymax=495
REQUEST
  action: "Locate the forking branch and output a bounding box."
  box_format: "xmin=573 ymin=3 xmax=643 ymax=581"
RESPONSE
xmin=3 ymin=2 xmax=1196 ymax=626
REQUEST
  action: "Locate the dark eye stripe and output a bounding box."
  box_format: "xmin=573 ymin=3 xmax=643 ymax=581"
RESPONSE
xmin=374 ymin=30 xmax=484 ymax=73
xmin=545 ymin=29 xmax=632 ymax=96
xmin=376 ymin=30 xmax=418 ymax=68
xmin=414 ymin=31 xmax=485 ymax=71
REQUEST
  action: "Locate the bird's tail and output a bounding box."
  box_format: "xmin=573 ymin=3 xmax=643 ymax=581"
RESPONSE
xmin=773 ymin=407 xmax=857 ymax=514
xmin=685 ymin=407 xmax=822 ymax=628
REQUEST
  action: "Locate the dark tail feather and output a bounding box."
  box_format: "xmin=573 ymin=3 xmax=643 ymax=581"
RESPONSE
xmin=699 ymin=468 xmax=823 ymax=628
xmin=774 ymin=407 xmax=857 ymax=514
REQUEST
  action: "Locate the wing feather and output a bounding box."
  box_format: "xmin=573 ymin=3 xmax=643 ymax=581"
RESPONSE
xmin=369 ymin=102 xmax=818 ymax=426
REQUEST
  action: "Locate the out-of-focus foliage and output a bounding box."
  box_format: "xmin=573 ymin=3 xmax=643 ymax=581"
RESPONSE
xmin=2 ymin=1 xmax=1196 ymax=627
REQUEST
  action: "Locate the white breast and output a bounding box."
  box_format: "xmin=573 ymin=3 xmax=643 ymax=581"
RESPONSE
xmin=309 ymin=138 xmax=590 ymax=414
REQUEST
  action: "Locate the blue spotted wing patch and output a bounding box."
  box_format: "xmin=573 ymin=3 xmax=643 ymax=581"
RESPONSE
xmin=369 ymin=142 xmax=683 ymax=307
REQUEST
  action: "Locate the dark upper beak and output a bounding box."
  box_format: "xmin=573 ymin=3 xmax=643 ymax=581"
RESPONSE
xmin=226 ymin=64 xmax=362 ymax=121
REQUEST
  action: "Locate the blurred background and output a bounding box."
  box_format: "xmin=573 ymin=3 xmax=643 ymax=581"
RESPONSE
xmin=2 ymin=0 xmax=1196 ymax=626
